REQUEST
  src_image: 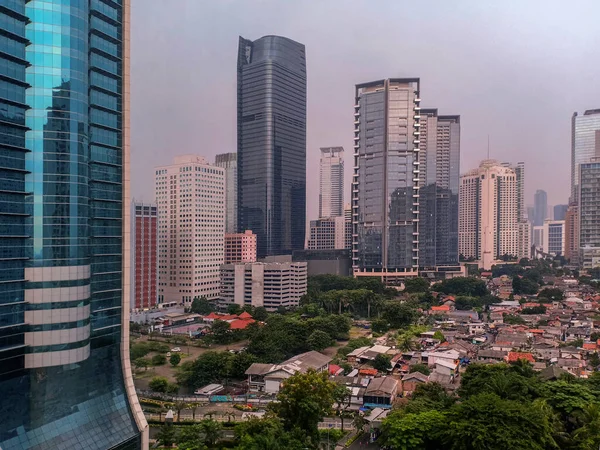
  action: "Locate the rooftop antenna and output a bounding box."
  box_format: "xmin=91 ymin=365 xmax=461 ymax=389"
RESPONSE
xmin=487 ymin=135 xmax=490 ymax=159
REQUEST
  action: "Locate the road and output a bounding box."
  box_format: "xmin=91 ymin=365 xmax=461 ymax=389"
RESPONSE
xmin=347 ymin=432 xmax=380 ymax=449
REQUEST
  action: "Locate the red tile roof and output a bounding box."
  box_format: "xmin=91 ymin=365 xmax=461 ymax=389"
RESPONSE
xmin=431 ymin=305 xmax=450 ymax=312
xmin=583 ymin=343 xmax=597 ymax=351
xmin=238 ymin=311 xmax=253 ymax=319
xmin=204 ymin=312 xmax=222 ymax=319
xmin=329 ymin=364 xmax=342 ymax=375
xmin=359 ymin=368 xmax=378 ymax=376
xmin=229 ymin=318 xmax=256 ymax=330
xmin=220 ymin=314 xmax=239 ymax=321
xmin=506 ymin=352 xmax=535 ymax=363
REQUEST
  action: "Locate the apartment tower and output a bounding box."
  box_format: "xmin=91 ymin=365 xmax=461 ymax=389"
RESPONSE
xmin=0 ymin=1 xmax=148 ymax=448
xmin=237 ymin=35 xmax=307 ymax=257
xmin=215 ymin=152 xmax=237 ymax=234
xmin=155 ymin=156 xmax=225 ymax=304
xmin=131 ymin=201 xmax=158 ymax=311
xmin=319 ymin=147 xmax=344 ymax=218
xmin=459 ymin=160 xmax=520 ymax=269
xmin=352 ymin=79 xmax=421 ymax=279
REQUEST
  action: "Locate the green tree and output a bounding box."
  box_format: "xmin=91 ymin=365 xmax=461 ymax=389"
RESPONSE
xmin=404 ymin=277 xmax=430 ymax=293
xmin=166 ymin=382 xmax=179 ymax=394
xmin=228 ymin=351 xmax=259 ymax=379
xmin=156 ymin=423 xmax=177 ymax=447
xmin=537 ymin=288 xmax=564 ymax=301
xmin=381 ymin=409 xmax=446 ymax=450
xmin=253 ymin=306 xmax=269 ymax=321
xmin=191 ymin=296 xmax=214 ymax=315
xmin=383 ymin=302 xmax=417 ymax=329
xmin=211 ymin=320 xmax=231 ymax=344
xmin=445 ymin=393 xmax=557 ymax=450
xmin=176 ymin=351 xmax=232 ymax=388
xmin=436 ymin=277 xmax=488 ymax=297
xmin=178 ymin=424 xmax=207 ymax=450
xmin=130 ymin=342 xmax=150 ymax=360
xmin=572 ymin=403 xmax=600 ymax=449
xmin=433 ymin=331 xmax=445 ymax=342
xmin=152 ymin=354 xmax=167 ymax=366
xmin=149 ymin=376 xmax=169 ymax=393
xmin=590 ymin=352 xmax=600 ymax=369
xmin=170 ymin=353 xmax=181 ymax=366
xmin=410 ymin=363 xmax=431 ymax=376
xmin=332 ymin=384 xmax=351 ymax=431
xmin=372 ymin=353 xmax=392 ymax=372
xmin=133 ymin=357 xmax=151 ymax=371
xmin=307 ymin=330 xmax=333 ymax=351
xmin=199 ymin=418 xmax=223 ymax=446
xmin=227 ymin=303 xmax=243 ymax=315
xmin=271 ymin=369 xmax=337 ymax=437
xmin=234 ymin=417 xmax=308 ymax=450
xmin=503 ymin=314 xmax=526 ymax=325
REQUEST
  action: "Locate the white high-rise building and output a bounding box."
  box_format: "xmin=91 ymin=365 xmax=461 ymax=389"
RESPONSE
xmin=215 ymin=152 xmax=237 ymax=233
xmin=155 ymin=155 xmax=225 ymax=304
xmin=319 ymin=147 xmax=344 ymax=218
xmin=459 ymin=160 xmax=520 ymax=269
xmin=307 ymin=216 xmax=347 ymax=250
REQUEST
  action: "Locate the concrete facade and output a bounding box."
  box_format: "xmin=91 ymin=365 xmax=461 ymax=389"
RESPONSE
xmin=224 ymin=230 xmax=257 ymax=264
xmin=319 ymin=147 xmax=344 ymax=218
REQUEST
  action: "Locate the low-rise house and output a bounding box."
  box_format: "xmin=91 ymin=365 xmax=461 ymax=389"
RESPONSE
xmin=477 ymin=349 xmax=507 ymax=362
xmin=560 ymin=346 xmax=583 ymax=359
xmin=363 ymin=377 xmax=399 ymax=408
xmin=434 ymin=359 xmax=458 ymax=377
xmin=505 ymin=352 xmax=535 ymax=364
xmin=245 ymin=351 xmax=331 ymax=393
xmin=468 ymin=322 xmax=486 ymax=335
xmin=566 ymin=327 xmax=591 ymax=340
xmin=424 ymin=349 xmax=460 ymax=366
xmin=401 ymin=372 xmax=429 ymax=395
xmin=489 ymin=312 xmax=504 ymax=324
xmin=532 ymin=344 xmax=560 ymax=361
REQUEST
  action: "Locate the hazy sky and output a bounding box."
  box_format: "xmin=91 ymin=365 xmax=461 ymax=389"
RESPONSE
xmin=131 ymin=0 xmax=600 ymax=219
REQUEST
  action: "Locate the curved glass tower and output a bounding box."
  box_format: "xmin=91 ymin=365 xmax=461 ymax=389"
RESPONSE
xmin=237 ymin=35 xmax=307 ymax=258
xmin=0 ymin=1 xmax=147 ymax=448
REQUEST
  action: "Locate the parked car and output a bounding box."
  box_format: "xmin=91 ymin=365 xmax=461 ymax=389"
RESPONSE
xmin=171 ymin=347 xmax=181 ymax=352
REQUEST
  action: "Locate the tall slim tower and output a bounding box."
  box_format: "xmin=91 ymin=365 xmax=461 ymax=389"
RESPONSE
xmin=417 ymin=110 xmax=461 ymax=267
xmin=215 ymin=152 xmax=237 ymax=233
xmin=237 ymin=35 xmax=307 ymax=258
xmin=578 ymin=159 xmax=600 ymax=268
xmin=319 ymin=147 xmax=344 ymax=218
xmin=533 ymin=190 xmax=548 ymax=227
xmin=155 ymin=156 xmax=225 ymax=304
xmin=571 ymin=110 xmax=600 ymax=200
xmin=459 ymin=160 xmax=519 ymax=269
xmin=131 ymin=201 xmax=158 ymax=311
xmin=352 ymin=79 xmax=420 ymax=278
xmin=0 ymin=1 xmax=148 ymax=448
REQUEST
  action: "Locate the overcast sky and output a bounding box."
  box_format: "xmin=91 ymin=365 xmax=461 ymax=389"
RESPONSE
xmin=130 ymin=0 xmax=600 ymax=218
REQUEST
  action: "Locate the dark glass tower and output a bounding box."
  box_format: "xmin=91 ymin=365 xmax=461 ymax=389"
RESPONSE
xmin=237 ymin=35 xmax=306 ymax=258
xmin=0 ymin=1 xmax=147 ymax=449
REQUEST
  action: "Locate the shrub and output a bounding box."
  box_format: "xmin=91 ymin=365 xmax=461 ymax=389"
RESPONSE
xmin=149 ymin=376 xmax=169 ymax=393
xmin=152 ymin=354 xmax=167 ymax=366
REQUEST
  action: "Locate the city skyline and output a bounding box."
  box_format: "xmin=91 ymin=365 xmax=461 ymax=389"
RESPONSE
xmin=130 ymin=1 xmax=600 ymax=220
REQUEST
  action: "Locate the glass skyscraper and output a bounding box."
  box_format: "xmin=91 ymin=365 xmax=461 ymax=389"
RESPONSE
xmin=571 ymin=109 xmax=600 ymax=200
xmin=352 ymin=79 xmax=420 ymax=275
xmin=0 ymin=1 xmax=147 ymax=449
xmin=237 ymin=35 xmax=306 ymax=258
xmin=215 ymin=152 xmax=237 ymax=234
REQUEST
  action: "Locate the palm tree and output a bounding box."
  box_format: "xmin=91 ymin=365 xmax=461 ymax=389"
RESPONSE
xmin=573 ymin=403 xmax=600 ymax=448
xmin=156 ymin=423 xmax=176 ymax=447
xmin=224 ymin=410 xmax=236 ymax=423
xmin=200 ymin=418 xmax=222 ymax=446
xmin=173 ymin=400 xmax=187 ymax=422
xmin=189 ymin=402 xmax=200 ymax=421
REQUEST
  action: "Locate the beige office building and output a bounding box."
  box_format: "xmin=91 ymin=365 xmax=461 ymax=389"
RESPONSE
xmin=155 ymin=155 xmax=225 ymax=304
xmin=459 ymin=160 xmax=525 ymax=269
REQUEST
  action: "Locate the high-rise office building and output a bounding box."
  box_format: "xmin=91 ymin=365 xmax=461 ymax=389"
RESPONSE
xmin=564 ymin=203 xmax=580 ymax=264
xmin=571 ymin=110 xmax=600 ymax=200
xmin=344 ymin=204 xmax=352 ymax=251
xmin=215 ymin=153 xmax=237 ymax=234
xmin=224 ymin=230 xmax=257 ymax=264
xmin=554 ymin=204 xmax=568 ymax=221
xmin=319 ymin=147 xmax=344 ymax=218
xmin=533 ymin=190 xmax=548 ymax=227
xmin=578 ymin=160 xmax=600 ymax=268
xmin=0 ymin=1 xmax=148 ymax=448
xmin=307 ymin=217 xmax=347 ymax=250
xmin=220 ymin=260 xmax=307 ymax=310
xmin=155 ymin=156 xmax=225 ymax=304
xmin=352 ymin=79 xmax=421 ymax=279
xmin=459 ymin=160 xmax=521 ymax=269
xmin=543 ymin=220 xmax=566 ymax=256
xmin=237 ymin=35 xmax=307 ymax=258
xmin=131 ymin=201 xmax=158 ymax=311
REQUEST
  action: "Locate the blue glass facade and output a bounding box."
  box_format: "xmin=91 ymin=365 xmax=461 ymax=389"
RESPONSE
xmin=0 ymin=1 xmax=143 ymax=449
xmin=237 ymin=35 xmax=307 ymax=258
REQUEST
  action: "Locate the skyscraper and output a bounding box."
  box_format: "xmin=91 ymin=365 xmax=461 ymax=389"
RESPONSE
xmin=237 ymin=35 xmax=307 ymax=258
xmin=319 ymin=147 xmax=344 ymax=218
xmin=215 ymin=153 xmax=237 ymax=233
xmin=352 ymin=79 xmax=420 ymax=278
xmin=578 ymin=159 xmax=600 ymax=268
xmin=131 ymin=201 xmax=158 ymax=311
xmin=571 ymin=110 xmax=600 ymax=200
xmin=0 ymin=1 xmax=148 ymax=448
xmin=533 ymin=190 xmax=548 ymax=226
xmin=155 ymin=156 xmax=225 ymax=304
xmin=459 ymin=160 xmax=521 ymax=269
xmin=554 ymin=204 xmax=568 ymax=221
xmin=418 ymin=111 xmax=460 ymax=267
xmin=307 ymin=217 xmax=347 ymax=250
